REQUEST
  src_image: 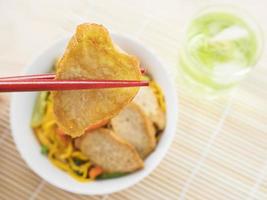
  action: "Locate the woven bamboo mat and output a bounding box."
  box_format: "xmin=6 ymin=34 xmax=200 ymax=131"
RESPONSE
xmin=0 ymin=0 xmax=267 ymax=199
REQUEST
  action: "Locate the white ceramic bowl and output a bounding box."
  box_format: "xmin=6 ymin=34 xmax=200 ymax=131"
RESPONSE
xmin=10 ymin=34 xmax=178 ymax=195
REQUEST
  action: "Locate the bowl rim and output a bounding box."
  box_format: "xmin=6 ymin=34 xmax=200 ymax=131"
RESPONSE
xmin=10 ymin=33 xmax=179 ymax=195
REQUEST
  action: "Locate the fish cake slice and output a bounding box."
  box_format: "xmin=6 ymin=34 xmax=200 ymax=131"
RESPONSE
xmin=133 ymin=87 xmax=166 ymax=130
xmin=78 ymin=128 xmax=144 ymax=173
xmin=53 ymin=23 xmax=141 ymax=137
xmin=111 ymin=103 xmax=156 ymax=158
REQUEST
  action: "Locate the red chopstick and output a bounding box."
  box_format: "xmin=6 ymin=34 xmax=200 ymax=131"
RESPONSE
xmin=0 ymin=73 xmax=55 ymax=81
xmin=0 ymin=79 xmax=148 ymax=92
xmin=0 ymin=68 xmax=146 ymax=81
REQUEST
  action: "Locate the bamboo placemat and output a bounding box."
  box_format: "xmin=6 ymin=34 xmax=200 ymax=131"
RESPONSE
xmin=0 ymin=0 xmax=267 ymax=200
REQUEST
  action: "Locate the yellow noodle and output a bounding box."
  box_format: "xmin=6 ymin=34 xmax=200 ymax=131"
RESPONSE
xmin=71 ymin=151 xmax=89 ymax=160
xmin=80 ymin=162 xmax=91 ymax=178
xmin=33 ymin=94 xmax=92 ymax=182
xmin=35 ymin=129 xmax=52 ymax=148
xmin=68 ymin=158 xmax=84 ymax=172
xmin=48 ymin=144 xmax=57 ymax=159
xmin=49 ymin=157 xmax=70 ymax=171
xmin=59 ymin=142 xmax=73 ymax=160
xmin=149 ymin=81 xmax=166 ymax=112
xmin=68 ymin=170 xmax=92 ymax=182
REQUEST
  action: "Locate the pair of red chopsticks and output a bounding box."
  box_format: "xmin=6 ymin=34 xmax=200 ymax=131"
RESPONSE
xmin=0 ymin=69 xmax=147 ymax=92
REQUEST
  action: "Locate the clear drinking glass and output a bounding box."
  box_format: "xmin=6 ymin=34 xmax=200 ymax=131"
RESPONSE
xmin=178 ymin=6 xmax=263 ymax=99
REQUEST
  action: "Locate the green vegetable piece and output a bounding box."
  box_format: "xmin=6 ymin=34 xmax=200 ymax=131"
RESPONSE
xmin=40 ymin=145 xmax=49 ymax=155
xmin=31 ymin=91 xmax=49 ymax=128
xmin=75 ymin=171 xmax=83 ymax=176
xmin=96 ymin=172 xmax=127 ymax=180
xmin=73 ymin=158 xmax=87 ymax=166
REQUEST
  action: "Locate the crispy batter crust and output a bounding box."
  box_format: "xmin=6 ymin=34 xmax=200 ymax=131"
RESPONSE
xmin=53 ymin=23 xmax=141 ymax=137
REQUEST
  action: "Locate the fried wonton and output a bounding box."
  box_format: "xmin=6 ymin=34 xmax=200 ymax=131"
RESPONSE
xmin=53 ymin=23 xmax=141 ymax=137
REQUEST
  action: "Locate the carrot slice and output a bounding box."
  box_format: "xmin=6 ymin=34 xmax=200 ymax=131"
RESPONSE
xmin=89 ymin=166 xmax=103 ymax=179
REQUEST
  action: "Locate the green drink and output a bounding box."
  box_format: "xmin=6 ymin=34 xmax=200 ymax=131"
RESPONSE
xmin=179 ymin=7 xmax=263 ymax=98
